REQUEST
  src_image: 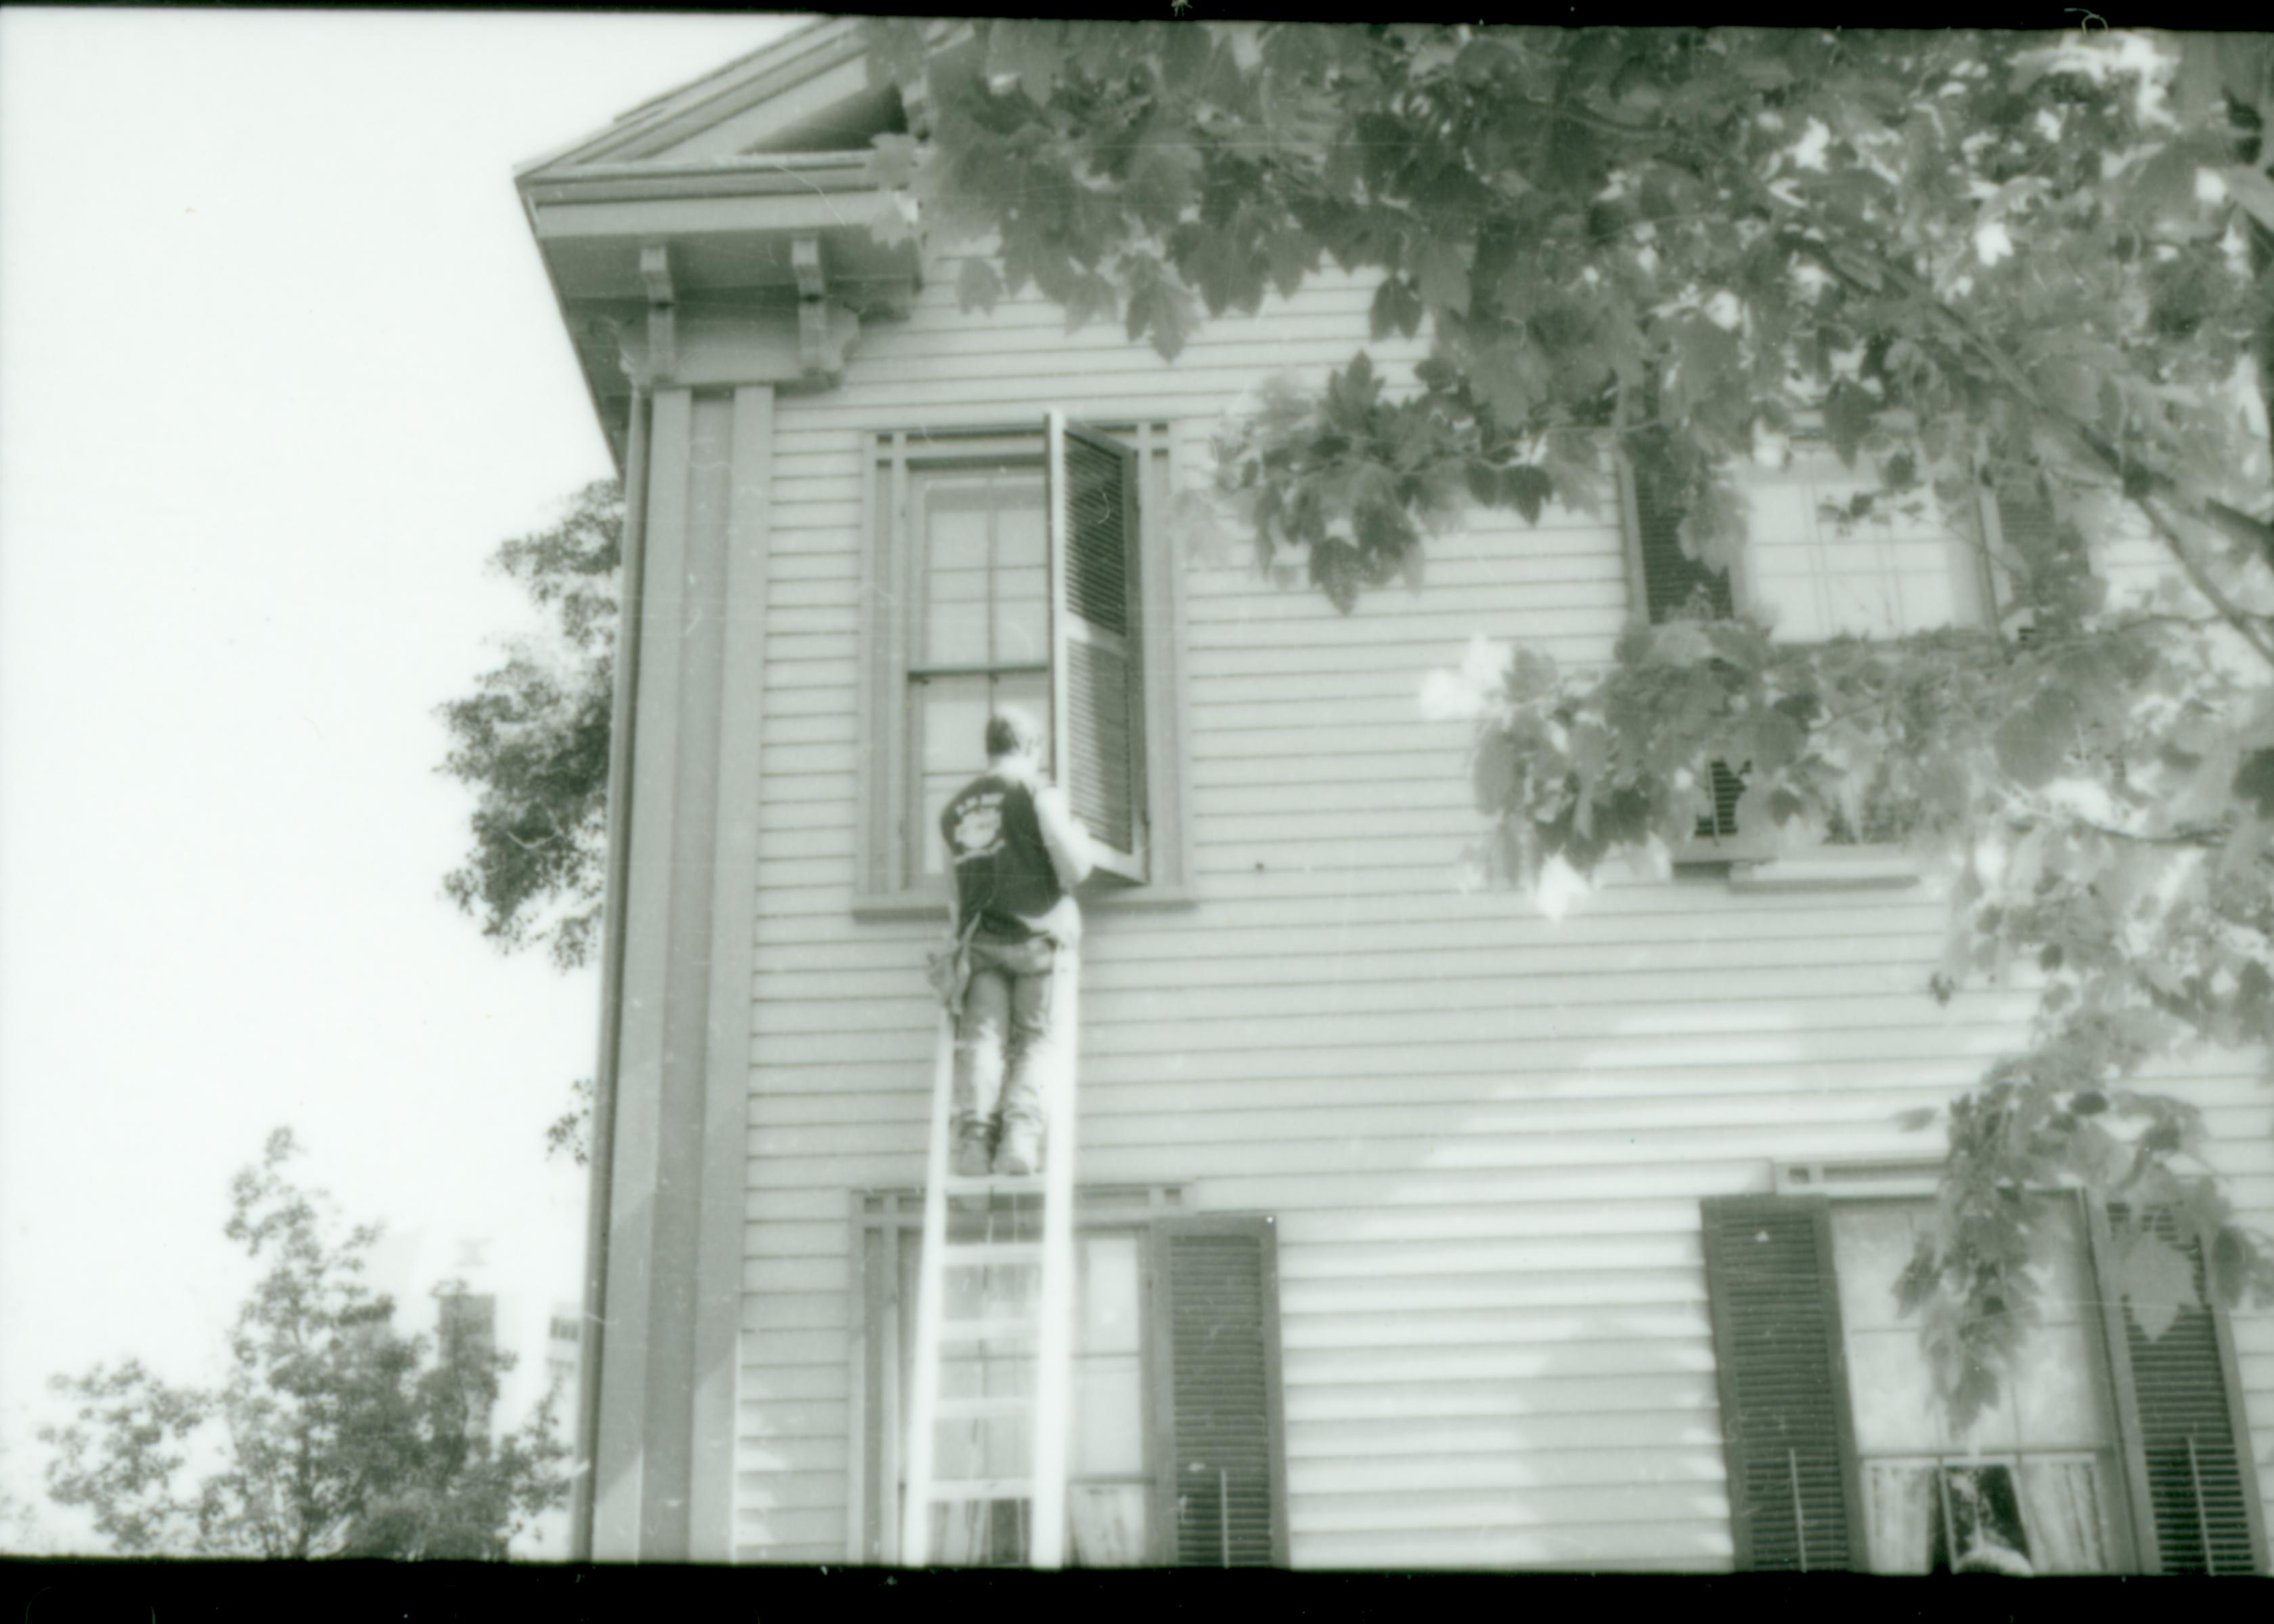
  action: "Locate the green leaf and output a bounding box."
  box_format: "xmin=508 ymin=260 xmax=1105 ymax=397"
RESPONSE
xmin=1265 ymin=229 xmax=1318 ymax=299
xmin=2118 ymin=1229 xmax=2198 ymax=1343
xmin=986 ymin=19 xmax=1065 ymax=106
xmin=1412 ymin=235 xmax=1472 ymax=317
xmin=956 ymin=256 xmax=1003 ymax=313
xmin=2233 ymin=748 xmax=2274 ymax=817
xmin=1893 ymin=1106 xmax=1939 ymax=1131
xmin=2211 ymin=1225 xmax=2254 ymax=1306
xmin=1473 ymin=731 xmax=1518 ymax=815
xmin=1369 ymin=275 xmax=1424 ymax=340
xmin=1503 ymin=466 xmax=1553 ymax=525
xmin=1993 ymin=690 xmax=2076 ymax=790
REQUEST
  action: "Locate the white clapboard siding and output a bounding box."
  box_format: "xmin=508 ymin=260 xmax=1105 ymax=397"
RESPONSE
xmin=720 ymin=257 xmax=2274 ymax=1569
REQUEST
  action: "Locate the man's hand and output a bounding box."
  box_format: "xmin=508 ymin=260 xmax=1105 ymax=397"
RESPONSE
xmin=1033 ymin=784 xmax=1094 ymax=892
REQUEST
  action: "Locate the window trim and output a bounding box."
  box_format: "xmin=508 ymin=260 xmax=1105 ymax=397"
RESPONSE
xmin=853 ymin=420 xmax=1196 ymax=916
xmin=1617 ymin=441 xmax=1999 ymax=876
xmin=843 ymin=1188 xmax=1287 ymax=1567
xmin=1706 ymin=1181 xmax=2270 ymax=1574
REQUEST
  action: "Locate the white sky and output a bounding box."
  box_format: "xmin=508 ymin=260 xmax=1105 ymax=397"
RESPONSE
xmin=0 ymin=7 xmax=807 ymax=1543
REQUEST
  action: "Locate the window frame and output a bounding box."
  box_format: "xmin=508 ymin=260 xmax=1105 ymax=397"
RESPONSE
xmin=1617 ymin=440 xmax=1997 ymax=876
xmin=843 ymin=1188 xmax=1288 ymax=1568
xmin=853 ymin=420 xmax=1195 ymax=916
xmin=1706 ymin=1171 xmax=2270 ymax=1575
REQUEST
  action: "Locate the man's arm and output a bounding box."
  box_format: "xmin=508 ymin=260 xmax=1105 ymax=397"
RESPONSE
xmin=1033 ymin=784 xmax=1094 ymax=893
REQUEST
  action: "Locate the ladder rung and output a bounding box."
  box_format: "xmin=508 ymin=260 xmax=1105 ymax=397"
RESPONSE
xmin=922 ymin=1477 xmax=1033 ymax=1502
xmin=936 ymin=1316 xmax=1038 ymax=1343
xmin=941 ymin=1173 xmax=1048 ymax=1198
xmin=934 ymin=1394 xmax=1031 ymax=1420
xmin=941 ymin=1242 xmax=1042 ymax=1267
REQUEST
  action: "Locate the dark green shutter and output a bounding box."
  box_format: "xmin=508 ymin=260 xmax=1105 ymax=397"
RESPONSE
xmin=1048 ymin=417 xmax=1146 ymax=880
xmin=1699 ymin=1196 xmax=1864 ymax=1571
xmin=2100 ymin=1205 xmax=2269 ymax=1574
xmin=1630 ymin=451 xmax=1735 ymax=624
xmin=1153 ymin=1215 xmax=1286 ymax=1567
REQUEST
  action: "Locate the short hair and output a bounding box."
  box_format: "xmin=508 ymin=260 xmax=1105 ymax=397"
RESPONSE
xmin=985 ymin=707 xmax=1046 ymax=760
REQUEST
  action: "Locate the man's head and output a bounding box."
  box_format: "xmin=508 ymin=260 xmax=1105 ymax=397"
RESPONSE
xmin=985 ymin=706 xmax=1046 ymax=769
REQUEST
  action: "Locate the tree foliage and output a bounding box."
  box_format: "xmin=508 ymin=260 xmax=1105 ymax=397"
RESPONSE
xmin=40 ymin=1130 xmax=568 ymax=1558
xmin=438 ymin=480 xmax=622 ymax=975
xmin=860 ymin=20 xmax=2274 ymax=1429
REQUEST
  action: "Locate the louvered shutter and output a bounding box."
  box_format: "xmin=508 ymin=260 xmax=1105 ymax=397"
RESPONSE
xmin=1153 ymin=1215 xmax=1287 ymax=1567
xmin=1046 ymin=413 xmax=1147 ymax=883
xmin=1628 ymin=453 xmax=1746 ymax=838
xmin=2101 ymin=1206 xmax=2269 ymax=1574
xmin=1699 ymin=1196 xmax=1865 ymax=1571
xmin=1631 ymin=451 xmax=1736 ymax=624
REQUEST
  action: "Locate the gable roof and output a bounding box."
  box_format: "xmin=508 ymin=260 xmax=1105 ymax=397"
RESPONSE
xmin=516 ymin=16 xmax=940 ymax=464
xmin=516 ymin=16 xmax=899 ymax=187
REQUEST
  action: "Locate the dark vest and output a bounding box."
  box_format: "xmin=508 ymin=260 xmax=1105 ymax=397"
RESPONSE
xmin=940 ymin=773 xmax=1062 ymax=941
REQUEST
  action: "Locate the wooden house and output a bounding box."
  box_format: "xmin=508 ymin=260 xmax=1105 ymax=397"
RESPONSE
xmin=516 ymin=18 xmax=2273 ymax=1571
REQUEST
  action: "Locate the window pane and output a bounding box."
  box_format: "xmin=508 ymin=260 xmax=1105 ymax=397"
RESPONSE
xmin=920 ymin=481 xmax=996 ymax=669
xmin=1074 ymin=1355 xmax=1144 ymax=1476
xmin=1742 ymin=456 xmax=1980 ymax=641
xmin=914 ymin=677 xmax=990 ymax=878
xmin=994 ymin=478 xmax=1048 ymax=664
xmin=1081 ymin=1236 xmax=1141 ymax=1355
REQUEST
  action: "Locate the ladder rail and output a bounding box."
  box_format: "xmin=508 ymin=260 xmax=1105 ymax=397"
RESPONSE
xmin=899 ymin=1005 xmax=959 ymax=1564
xmin=901 ymin=944 xmax=1081 ymax=1570
xmin=1028 ymin=946 xmax=1080 ymax=1569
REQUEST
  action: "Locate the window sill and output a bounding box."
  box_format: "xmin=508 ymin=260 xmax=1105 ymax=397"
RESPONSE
xmin=1726 ymin=845 xmax=1923 ymax=893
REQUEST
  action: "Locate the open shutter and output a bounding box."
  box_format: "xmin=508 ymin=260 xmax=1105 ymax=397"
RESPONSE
xmin=1700 ymin=1196 xmax=1864 ymax=1571
xmin=1629 ymin=449 xmax=1736 ymax=624
xmin=1152 ymin=1215 xmax=1286 ymax=1567
xmin=2097 ymin=1205 xmax=2269 ymax=1574
xmin=1046 ymin=413 xmax=1146 ymax=883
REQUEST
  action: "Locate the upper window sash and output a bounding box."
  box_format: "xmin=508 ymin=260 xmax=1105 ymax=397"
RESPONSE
xmin=855 ymin=419 xmax=1190 ymax=913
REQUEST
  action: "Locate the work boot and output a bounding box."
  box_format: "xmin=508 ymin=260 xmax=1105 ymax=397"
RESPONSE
xmin=952 ymin=1120 xmax=995 ymax=1179
xmin=993 ymin=1120 xmax=1041 ymax=1177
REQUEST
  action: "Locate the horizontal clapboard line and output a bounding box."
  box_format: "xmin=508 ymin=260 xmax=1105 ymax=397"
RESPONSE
xmin=1288 ymin=1445 xmax=1725 ymax=1495
xmin=728 ymin=1470 xmax=847 ymax=1510
xmin=1278 ymin=1307 xmax=1713 ymax=1355
xmin=739 ymin=1054 xmax=2092 ymax=1111
xmin=748 ymin=927 xmax=1956 ymax=983
xmin=1284 ymin=1338 xmax=1720 ymax=1384
xmin=742 ymin=1022 xmax=2047 ymax=1079
xmin=735 ymin=1438 xmax=845 ymax=1474
xmin=1285 ymin=1371 xmax=1718 ymax=1419
xmin=742 ymin=1121 xmax=2026 ymax=1184
xmin=749 ymin=951 xmax=1956 ymax=1010
xmin=1182 ymin=578 xmax=1631 ymax=628
xmin=1184 ymin=607 xmax=1630 ymax=650
xmin=745 ymin=989 xmax=2038 ymax=1047
xmin=732 ymin=1365 xmax=847 ymax=1402
xmin=1288 ymin=1517 xmax=1730 ymax=1561
xmin=1287 ymin=1487 xmax=1729 ymax=1532
xmin=728 ymin=1511 xmax=842 ymax=1546
xmin=749 ymin=1098 xmax=2274 ymax=1165
xmin=1285 ymin=1410 xmax=1726 ymax=1458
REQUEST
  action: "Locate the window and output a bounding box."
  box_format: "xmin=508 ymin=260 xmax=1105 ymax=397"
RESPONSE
xmin=848 ymin=1195 xmax=1287 ymax=1566
xmin=1624 ymin=444 xmax=1994 ymax=849
xmin=857 ymin=416 xmax=1186 ymax=907
xmin=1700 ymin=1190 xmax=2269 ymax=1574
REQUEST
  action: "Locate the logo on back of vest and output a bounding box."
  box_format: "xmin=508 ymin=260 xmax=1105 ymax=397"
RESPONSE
xmin=952 ymin=799 xmax=1003 ymax=857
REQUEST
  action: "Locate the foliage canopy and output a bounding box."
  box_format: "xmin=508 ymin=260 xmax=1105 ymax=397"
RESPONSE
xmin=41 ymin=1130 xmax=568 ymax=1558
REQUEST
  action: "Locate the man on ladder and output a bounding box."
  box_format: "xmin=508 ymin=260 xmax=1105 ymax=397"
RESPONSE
xmin=935 ymin=706 xmax=1093 ymax=1179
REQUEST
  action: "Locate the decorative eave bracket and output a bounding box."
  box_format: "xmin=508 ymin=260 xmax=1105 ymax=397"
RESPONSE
xmin=792 ymin=234 xmax=858 ymax=383
xmin=640 ymin=242 xmax=675 ymax=378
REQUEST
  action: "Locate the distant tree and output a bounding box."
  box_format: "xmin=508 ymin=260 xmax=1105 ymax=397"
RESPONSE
xmin=40 ymin=1131 xmax=568 ymax=1558
xmin=437 ymin=480 xmax=621 ymax=1164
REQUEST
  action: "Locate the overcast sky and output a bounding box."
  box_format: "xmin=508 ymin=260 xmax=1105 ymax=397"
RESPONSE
xmin=0 ymin=7 xmax=807 ymax=1540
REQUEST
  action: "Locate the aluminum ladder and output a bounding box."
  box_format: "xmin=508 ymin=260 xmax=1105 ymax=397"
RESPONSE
xmin=899 ymin=951 xmax=1081 ymax=1567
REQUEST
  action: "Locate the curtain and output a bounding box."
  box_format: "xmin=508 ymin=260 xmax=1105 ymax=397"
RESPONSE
xmin=1866 ymin=1464 xmax=1941 ymax=1573
xmin=2015 ymin=1459 xmax=2110 ymax=1574
xmin=1865 ymin=1459 xmax=2112 ymax=1573
xmin=1067 ymin=1485 xmax=1147 ymax=1567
